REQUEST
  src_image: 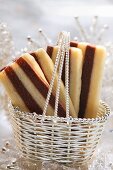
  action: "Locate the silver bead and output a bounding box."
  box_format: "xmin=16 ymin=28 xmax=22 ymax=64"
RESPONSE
xmin=5 ymin=141 xmax=10 ymax=147
xmin=2 ymin=147 xmax=7 ymax=152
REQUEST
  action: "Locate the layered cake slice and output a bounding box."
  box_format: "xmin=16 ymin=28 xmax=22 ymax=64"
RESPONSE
xmin=47 ymin=46 xmax=83 ymax=115
xmin=30 ymin=48 xmax=77 ymax=118
xmin=0 ymin=53 xmax=66 ymax=117
xmin=70 ymin=41 xmax=106 ymax=118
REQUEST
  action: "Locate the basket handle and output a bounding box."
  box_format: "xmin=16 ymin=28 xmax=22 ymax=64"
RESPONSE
xmin=42 ymin=32 xmax=70 ymax=121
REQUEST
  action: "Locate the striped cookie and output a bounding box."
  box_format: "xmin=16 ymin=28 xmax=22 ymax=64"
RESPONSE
xmin=47 ymin=46 xmax=83 ymax=116
xmin=70 ymin=41 xmax=106 ymax=118
xmin=0 ymin=53 xmax=66 ymax=117
xmin=30 ymin=48 xmax=77 ymax=118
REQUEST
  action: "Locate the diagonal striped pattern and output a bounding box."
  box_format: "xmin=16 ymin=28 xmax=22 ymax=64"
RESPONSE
xmin=0 ymin=53 xmax=66 ymax=117
xmin=5 ymin=66 xmax=43 ymax=114
xmin=32 ymin=48 xmax=77 ymax=118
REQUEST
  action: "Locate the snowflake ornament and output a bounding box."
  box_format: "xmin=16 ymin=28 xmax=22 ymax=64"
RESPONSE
xmin=21 ymin=28 xmax=51 ymax=54
xmin=0 ymin=23 xmax=15 ymax=113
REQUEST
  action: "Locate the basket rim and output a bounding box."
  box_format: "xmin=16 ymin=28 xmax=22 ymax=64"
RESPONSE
xmin=9 ymin=100 xmax=110 ymax=124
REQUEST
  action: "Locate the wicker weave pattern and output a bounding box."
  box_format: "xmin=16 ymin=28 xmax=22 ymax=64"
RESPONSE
xmin=9 ymin=101 xmax=110 ymax=165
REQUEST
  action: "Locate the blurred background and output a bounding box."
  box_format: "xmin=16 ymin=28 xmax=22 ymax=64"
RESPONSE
xmin=0 ymin=0 xmax=113 ymax=49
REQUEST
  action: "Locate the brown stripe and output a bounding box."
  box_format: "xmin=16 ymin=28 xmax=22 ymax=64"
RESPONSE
xmin=46 ymin=46 xmax=53 ymax=58
xmin=5 ymin=66 xmax=43 ymax=114
xmin=69 ymin=49 xmax=71 ymax=83
xmin=0 ymin=66 xmax=6 ymax=72
xmin=62 ymin=53 xmax=66 ymax=86
xmin=30 ymin=52 xmax=50 ymax=84
xmin=16 ymin=58 xmax=66 ymax=117
xmin=46 ymin=45 xmax=66 ymax=84
xmin=62 ymin=50 xmax=71 ymax=86
xmin=30 ymin=52 xmax=43 ymax=71
xmin=46 ymin=46 xmax=71 ymax=87
xmin=78 ymin=45 xmax=96 ymax=118
xmin=70 ymin=41 xmax=78 ymax=48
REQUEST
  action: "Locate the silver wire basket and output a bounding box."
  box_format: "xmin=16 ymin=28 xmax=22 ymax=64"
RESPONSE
xmin=9 ymin=101 xmax=110 ymax=166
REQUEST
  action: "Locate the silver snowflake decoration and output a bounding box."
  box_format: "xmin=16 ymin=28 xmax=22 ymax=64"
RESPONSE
xmin=0 ymin=23 xmax=15 ymax=68
xmin=0 ymin=23 xmax=15 ymax=113
xmin=20 ymin=28 xmax=51 ymax=54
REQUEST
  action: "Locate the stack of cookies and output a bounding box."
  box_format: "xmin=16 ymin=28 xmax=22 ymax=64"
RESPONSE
xmin=0 ymin=38 xmax=106 ymax=118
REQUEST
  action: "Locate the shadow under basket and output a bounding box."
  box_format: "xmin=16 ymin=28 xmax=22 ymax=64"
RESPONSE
xmin=9 ymin=101 xmax=110 ymax=166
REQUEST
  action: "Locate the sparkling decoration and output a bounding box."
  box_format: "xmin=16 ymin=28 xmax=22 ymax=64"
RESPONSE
xmin=0 ymin=23 xmax=15 ymax=114
xmin=0 ymin=23 xmax=15 ymax=67
xmin=20 ymin=28 xmax=51 ymax=54
xmin=74 ymin=16 xmax=109 ymax=44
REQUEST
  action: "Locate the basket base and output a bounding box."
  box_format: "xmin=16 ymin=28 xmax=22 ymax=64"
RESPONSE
xmin=19 ymin=149 xmax=94 ymax=167
xmin=18 ymin=155 xmax=91 ymax=169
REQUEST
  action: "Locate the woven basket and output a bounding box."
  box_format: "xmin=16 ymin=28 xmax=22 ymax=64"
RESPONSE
xmin=9 ymin=101 xmax=110 ymax=165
